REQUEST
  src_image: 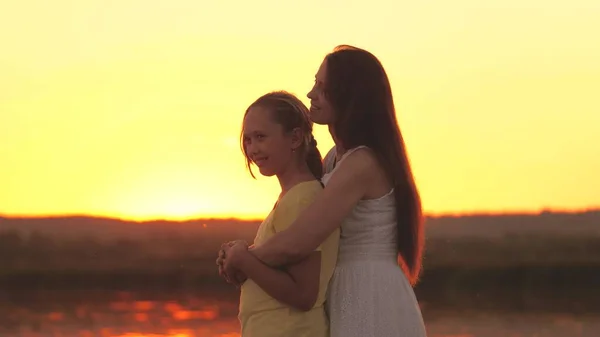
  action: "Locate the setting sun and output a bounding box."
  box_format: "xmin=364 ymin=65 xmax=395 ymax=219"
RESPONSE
xmin=1 ymin=0 xmax=599 ymax=220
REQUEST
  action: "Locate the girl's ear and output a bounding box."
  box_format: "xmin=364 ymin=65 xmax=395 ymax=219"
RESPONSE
xmin=290 ymin=127 xmax=303 ymax=151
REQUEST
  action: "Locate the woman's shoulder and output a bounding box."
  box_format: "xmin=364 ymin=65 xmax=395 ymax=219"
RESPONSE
xmin=337 ymin=146 xmax=379 ymax=175
xmin=320 ymin=146 xmax=382 ymax=198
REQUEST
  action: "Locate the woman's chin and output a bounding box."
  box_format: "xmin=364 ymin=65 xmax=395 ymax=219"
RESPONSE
xmin=308 ymin=111 xmax=329 ymax=125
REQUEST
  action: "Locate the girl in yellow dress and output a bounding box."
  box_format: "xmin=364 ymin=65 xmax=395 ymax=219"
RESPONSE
xmin=217 ymin=91 xmax=339 ymax=337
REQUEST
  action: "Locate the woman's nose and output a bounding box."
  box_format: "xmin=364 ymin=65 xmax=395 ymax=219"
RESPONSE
xmin=307 ymin=87 xmax=315 ymax=100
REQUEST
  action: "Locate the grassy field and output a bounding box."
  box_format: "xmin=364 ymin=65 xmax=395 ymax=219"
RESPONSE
xmin=1 ymin=228 xmax=599 ymax=284
xmin=1 ymin=212 xmax=599 ymax=312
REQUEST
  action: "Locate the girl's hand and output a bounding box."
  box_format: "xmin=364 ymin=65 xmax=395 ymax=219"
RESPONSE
xmin=217 ymin=241 xmax=249 ymax=286
xmin=222 ymin=241 xmax=249 ymax=285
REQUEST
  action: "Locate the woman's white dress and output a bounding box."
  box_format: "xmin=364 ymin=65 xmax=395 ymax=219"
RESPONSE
xmin=323 ymin=146 xmax=427 ymax=337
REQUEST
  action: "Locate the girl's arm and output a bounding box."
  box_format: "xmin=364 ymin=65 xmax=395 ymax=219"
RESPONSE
xmin=250 ymin=149 xmax=375 ymax=266
xmin=228 ymin=246 xmax=321 ymax=311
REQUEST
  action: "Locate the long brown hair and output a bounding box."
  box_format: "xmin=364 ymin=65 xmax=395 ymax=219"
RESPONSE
xmin=324 ymin=45 xmax=424 ymax=285
xmin=240 ymin=91 xmax=323 ymax=180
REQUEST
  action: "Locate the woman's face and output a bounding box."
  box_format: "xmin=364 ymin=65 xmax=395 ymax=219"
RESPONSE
xmin=307 ymin=59 xmax=335 ymax=126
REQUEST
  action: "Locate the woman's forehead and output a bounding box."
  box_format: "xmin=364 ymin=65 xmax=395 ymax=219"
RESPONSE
xmin=315 ymin=60 xmax=327 ymax=82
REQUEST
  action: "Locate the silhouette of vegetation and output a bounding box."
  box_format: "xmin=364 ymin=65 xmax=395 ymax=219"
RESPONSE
xmin=0 ymin=211 xmax=599 ymax=312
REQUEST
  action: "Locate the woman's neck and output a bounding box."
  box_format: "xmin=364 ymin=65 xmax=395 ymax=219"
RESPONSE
xmin=328 ymin=124 xmax=346 ymax=159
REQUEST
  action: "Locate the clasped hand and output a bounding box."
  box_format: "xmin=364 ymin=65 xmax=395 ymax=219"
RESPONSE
xmin=216 ymin=240 xmax=249 ymax=288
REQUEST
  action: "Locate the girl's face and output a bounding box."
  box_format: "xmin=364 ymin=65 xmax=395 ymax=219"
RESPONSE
xmin=242 ymin=106 xmax=300 ymax=177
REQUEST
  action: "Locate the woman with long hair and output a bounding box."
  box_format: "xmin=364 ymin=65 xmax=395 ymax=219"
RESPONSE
xmin=221 ymin=45 xmax=427 ymax=336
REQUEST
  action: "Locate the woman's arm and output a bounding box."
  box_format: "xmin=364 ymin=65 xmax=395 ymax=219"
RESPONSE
xmin=224 ymin=244 xmax=321 ymax=311
xmin=251 ymin=149 xmax=375 ymax=266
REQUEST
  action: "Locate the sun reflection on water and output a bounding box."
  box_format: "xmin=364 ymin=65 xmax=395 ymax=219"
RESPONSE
xmin=2 ymin=289 xmax=598 ymax=337
xmin=1 ymin=291 xmax=241 ymax=337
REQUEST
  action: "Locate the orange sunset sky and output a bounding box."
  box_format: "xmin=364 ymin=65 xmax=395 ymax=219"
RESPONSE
xmin=1 ymin=1 xmax=599 ymax=221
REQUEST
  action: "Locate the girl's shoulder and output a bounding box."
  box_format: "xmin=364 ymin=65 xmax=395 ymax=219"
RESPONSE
xmin=271 ymin=180 xmax=322 ymax=232
xmin=282 ymin=180 xmax=323 ymax=203
xmin=275 ymin=180 xmax=322 ymax=213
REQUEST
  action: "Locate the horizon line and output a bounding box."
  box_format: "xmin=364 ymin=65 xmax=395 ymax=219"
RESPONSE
xmin=1 ymin=207 xmax=599 ymax=223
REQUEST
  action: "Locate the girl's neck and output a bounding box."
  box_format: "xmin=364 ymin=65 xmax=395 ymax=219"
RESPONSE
xmin=276 ymin=164 xmax=315 ymax=197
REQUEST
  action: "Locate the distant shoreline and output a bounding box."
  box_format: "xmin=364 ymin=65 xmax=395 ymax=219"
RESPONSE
xmin=2 ymin=208 xmax=599 ymax=223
